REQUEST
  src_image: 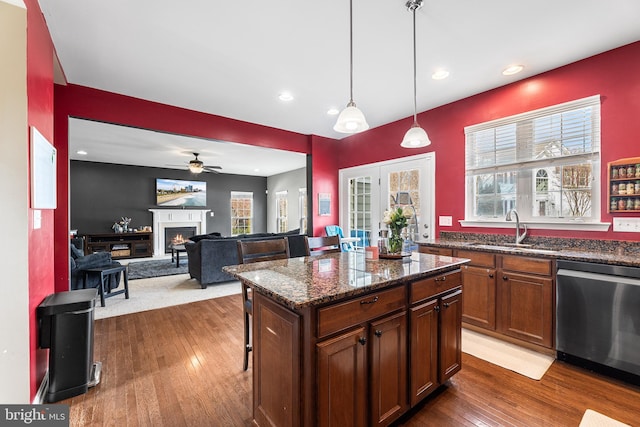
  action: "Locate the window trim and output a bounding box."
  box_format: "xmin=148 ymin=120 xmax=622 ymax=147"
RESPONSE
xmin=463 ymin=95 xmax=608 ymax=231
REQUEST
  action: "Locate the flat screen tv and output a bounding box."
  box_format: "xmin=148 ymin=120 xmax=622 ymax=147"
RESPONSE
xmin=156 ymin=178 xmax=207 ymax=207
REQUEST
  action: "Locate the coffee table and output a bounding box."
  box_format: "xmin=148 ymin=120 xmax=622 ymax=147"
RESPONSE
xmin=169 ymin=243 xmax=187 ymax=268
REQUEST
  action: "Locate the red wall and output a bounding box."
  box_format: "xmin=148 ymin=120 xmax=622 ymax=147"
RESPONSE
xmin=25 ymin=0 xmax=55 ymax=400
xmin=338 ymin=41 xmax=640 ymax=241
xmin=310 ymin=136 xmax=340 ymax=236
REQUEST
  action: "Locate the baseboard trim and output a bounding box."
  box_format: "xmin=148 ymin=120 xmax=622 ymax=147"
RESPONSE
xmin=32 ymin=370 xmax=48 ymax=404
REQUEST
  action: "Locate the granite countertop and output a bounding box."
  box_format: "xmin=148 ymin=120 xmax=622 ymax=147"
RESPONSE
xmin=223 ymin=252 xmax=469 ymax=310
xmin=417 ymin=232 xmax=640 ymax=268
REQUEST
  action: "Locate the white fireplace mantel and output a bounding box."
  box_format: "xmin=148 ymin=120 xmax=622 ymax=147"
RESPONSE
xmin=149 ymin=209 xmax=210 ymax=256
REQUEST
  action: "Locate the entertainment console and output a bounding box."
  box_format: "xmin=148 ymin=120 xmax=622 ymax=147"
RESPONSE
xmin=84 ymin=232 xmax=153 ymax=259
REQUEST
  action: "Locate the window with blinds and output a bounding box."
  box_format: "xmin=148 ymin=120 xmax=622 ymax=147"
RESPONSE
xmin=276 ymin=190 xmax=288 ymax=233
xmin=230 ymin=191 xmax=253 ymax=235
xmin=464 ymin=95 xmax=601 ymax=223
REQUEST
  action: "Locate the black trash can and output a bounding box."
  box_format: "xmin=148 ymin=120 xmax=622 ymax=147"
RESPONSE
xmin=38 ymin=288 xmax=100 ymax=402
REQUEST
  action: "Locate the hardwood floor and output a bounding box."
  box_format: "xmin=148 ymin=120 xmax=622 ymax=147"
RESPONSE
xmin=62 ymin=294 xmax=640 ymax=426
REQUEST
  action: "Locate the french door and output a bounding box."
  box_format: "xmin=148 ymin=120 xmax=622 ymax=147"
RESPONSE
xmin=339 ymin=153 xmax=435 ymax=248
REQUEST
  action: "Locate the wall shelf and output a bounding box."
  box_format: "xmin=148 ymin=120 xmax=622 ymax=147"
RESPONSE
xmin=607 ymin=157 xmax=640 ymax=213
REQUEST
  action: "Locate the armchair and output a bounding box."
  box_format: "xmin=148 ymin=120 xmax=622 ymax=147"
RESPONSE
xmin=70 ymin=243 xmax=121 ymax=291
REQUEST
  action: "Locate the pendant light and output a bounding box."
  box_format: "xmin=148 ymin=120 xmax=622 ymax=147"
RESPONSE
xmin=334 ymin=0 xmax=369 ymax=133
xmin=401 ymin=0 xmax=431 ymax=148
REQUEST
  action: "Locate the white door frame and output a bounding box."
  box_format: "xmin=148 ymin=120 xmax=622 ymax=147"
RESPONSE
xmin=338 ymin=152 xmax=436 ymax=245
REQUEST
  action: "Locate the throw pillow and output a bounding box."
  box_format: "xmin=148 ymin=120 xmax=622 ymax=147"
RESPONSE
xmin=70 ymin=243 xmax=84 ymax=259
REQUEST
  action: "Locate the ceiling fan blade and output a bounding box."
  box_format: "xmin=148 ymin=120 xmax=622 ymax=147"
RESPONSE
xmin=205 ymin=165 xmax=222 ymax=169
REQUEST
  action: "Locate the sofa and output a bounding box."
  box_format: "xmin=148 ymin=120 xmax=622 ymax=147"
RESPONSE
xmin=70 ymin=240 xmax=122 ymax=291
xmin=184 ymin=230 xmax=308 ymax=288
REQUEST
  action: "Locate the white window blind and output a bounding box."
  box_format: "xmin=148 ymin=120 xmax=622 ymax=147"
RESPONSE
xmin=464 ymin=95 xmax=601 ymax=223
xmin=466 ymin=95 xmax=600 ymax=174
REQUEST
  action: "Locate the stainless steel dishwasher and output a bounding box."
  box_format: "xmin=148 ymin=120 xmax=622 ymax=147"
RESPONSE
xmin=556 ymin=260 xmax=640 ymax=385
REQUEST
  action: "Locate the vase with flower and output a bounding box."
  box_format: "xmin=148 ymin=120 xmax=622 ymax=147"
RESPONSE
xmin=383 ymin=207 xmax=409 ymax=254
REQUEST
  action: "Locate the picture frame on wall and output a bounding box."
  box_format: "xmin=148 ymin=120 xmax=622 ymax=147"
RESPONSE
xmin=318 ymin=193 xmax=331 ymax=216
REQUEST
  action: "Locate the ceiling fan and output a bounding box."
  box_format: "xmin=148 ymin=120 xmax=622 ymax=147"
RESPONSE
xmin=169 ymin=152 xmax=222 ymax=174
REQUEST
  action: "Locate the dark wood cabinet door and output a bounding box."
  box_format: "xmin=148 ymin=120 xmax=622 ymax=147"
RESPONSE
xmin=461 ymin=265 xmax=496 ymax=330
xmin=317 ymin=327 xmax=367 ymax=427
xmin=370 ymin=311 xmax=408 ymax=426
xmin=409 ymin=299 xmax=439 ymax=406
xmin=497 ymin=271 xmax=553 ymax=347
xmin=439 ymin=289 xmax=462 ymax=382
xmin=253 ymin=294 xmax=300 ymax=427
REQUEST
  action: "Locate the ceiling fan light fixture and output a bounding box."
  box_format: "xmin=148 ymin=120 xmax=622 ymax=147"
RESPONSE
xmin=189 ymin=160 xmax=204 ymax=173
xmin=334 ymin=101 xmax=369 ymax=133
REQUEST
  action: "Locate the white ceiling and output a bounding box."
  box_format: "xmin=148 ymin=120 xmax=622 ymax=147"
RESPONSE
xmin=39 ymin=0 xmax=640 ymax=174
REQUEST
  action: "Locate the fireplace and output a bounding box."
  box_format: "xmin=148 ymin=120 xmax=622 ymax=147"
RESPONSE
xmin=149 ymin=209 xmax=210 ymax=257
xmin=165 ymin=227 xmax=197 ymax=253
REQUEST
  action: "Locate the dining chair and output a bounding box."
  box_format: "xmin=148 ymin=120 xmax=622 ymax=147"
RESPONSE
xmin=236 ymin=237 xmax=290 ymax=371
xmin=306 ymin=235 xmax=341 ymax=256
xmin=324 ymin=225 xmax=355 ymax=252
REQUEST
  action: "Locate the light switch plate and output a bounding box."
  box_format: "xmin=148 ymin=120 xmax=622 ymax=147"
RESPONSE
xmin=439 ymin=216 xmax=453 ymax=227
xmin=613 ymin=217 xmax=640 ymax=232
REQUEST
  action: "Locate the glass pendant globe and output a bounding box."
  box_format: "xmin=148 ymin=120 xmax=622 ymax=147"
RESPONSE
xmin=333 ymin=102 xmax=369 ymax=133
xmin=400 ymin=123 xmax=431 ymax=148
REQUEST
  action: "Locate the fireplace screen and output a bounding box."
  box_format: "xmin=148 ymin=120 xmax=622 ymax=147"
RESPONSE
xmin=165 ymin=227 xmax=196 ymax=253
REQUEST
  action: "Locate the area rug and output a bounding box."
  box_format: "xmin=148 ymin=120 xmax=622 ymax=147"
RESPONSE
xmin=94 ymin=273 xmax=241 ymax=319
xmin=579 ymin=409 xmax=630 ymax=427
xmin=126 ymin=258 xmax=189 ymax=279
xmin=461 ymin=328 xmax=554 ymax=380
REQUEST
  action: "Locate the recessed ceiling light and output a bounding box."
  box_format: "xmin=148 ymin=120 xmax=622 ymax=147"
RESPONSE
xmin=278 ymin=92 xmax=294 ymax=101
xmin=432 ymin=69 xmax=450 ymax=80
xmin=502 ymin=64 xmax=524 ymax=76
xmin=76 ymin=150 xmax=88 ymax=155
xmin=327 ymin=108 xmax=340 ymax=116
xmin=254 ymin=168 xmax=260 ymax=172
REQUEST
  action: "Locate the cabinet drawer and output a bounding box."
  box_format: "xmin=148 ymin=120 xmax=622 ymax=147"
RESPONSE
xmin=501 ymin=255 xmax=552 ymax=276
xmin=317 ymin=286 xmax=406 ymax=339
xmin=411 ymin=270 xmax=462 ymax=304
xmin=455 ymin=250 xmax=495 ymax=268
xmin=419 ymin=246 xmax=453 ymax=256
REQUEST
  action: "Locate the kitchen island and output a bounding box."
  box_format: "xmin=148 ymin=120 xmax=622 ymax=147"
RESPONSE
xmin=223 ymin=251 xmax=469 ymax=427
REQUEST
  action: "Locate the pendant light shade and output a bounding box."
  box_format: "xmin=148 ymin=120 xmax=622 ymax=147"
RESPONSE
xmin=401 ymin=123 xmax=431 ymax=148
xmin=401 ymin=0 xmax=431 ymax=148
xmin=334 ymin=101 xmax=369 ymax=133
xmin=334 ymin=0 xmax=369 ymax=134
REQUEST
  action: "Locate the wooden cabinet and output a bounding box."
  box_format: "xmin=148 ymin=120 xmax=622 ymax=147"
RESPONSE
xmin=498 ymin=255 xmax=554 ymax=348
xmin=253 ymin=293 xmax=301 ymax=427
xmin=249 ymin=266 xmax=465 ymax=427
xmin=419 ymin=246 xmax=453 ymax=256
xmin=317 ymin=327 xmax=367 ymax=427
xmin=408 ymin=270 xmax=462 ymax=406
xmin=317 ymin=310 xmax=408 ymax=427
xmin=455 ymin=249 xmax=555 ymax=349
xmin=456 ymin=250 xmax=497 ymax=330
xmin=317 ymin=290 xmax=407 ymax=427
xmin=607 ymin=157 xmax=640 ymax=213
xmin=369 ymin=311 xmax=408 ymax=426
xmin=84 ymin=232 xmax=153 ymax=259
xmin=439 ymin=289 xmax=463 ymax=381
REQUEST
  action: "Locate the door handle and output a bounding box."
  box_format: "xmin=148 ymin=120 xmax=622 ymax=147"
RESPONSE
xmin=358 ymin=337 xmax=367 ymax=345
xmin=360 ymin=296 xmax=379 ymax=305
xmin=374 ymin=330 xmax=382 ymax=337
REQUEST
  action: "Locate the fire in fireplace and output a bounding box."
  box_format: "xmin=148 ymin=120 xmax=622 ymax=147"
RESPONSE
xmin=165 ymin=226 xmax=197 ymax=253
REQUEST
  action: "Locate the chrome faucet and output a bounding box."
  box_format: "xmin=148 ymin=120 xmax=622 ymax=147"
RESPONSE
xmin=505 ymin=209 xmax=527 ymax=244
